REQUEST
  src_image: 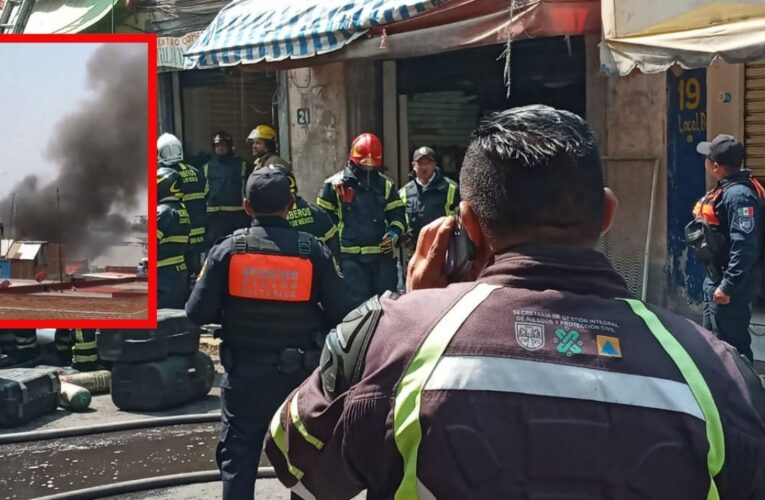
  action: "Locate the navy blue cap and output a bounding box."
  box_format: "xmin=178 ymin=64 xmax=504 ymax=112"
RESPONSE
xmin=696 ymin=134 xmax=744 ymax=168
xmin=245 ymin=166 xmax=291 ymax=213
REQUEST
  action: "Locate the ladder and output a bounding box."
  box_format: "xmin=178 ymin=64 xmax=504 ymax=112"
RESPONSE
xmin=0 ymin=0 xmax=35 ymax=34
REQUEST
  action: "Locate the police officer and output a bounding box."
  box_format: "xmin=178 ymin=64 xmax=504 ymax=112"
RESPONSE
xmin=399 ymin=146 xmax=460 ymax=247
xmin=247 ymin=124 xmax=291 ymax=171
xmin=317 ymin=132 xmax=407 ymax=305
xmin=271 ymin=164 xmax=340 ymax=257
xmin=53 ymin=329 xmax=100 ymax=371
xmin=266 ymin=106 xmax=765 ymax=499
xmin=185 ymin=166 xmax=354 ymax=500
xmin=203 ymin=131 xmax=253 ymax=247
xmin=157 ymin=166 xmax=190 ymax=309
xmin=693 ymin=134 xmax=764 ymax=362
xmin=158 ymin=133 xmax=207 ymax=280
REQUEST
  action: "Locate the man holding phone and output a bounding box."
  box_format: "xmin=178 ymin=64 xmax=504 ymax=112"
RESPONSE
xmin=265 ymin=106 xmax=765 ymax=500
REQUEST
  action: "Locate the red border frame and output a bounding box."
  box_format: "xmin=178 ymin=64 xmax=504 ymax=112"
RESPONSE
xmin=0 ymin=34 xmax=158 ymax=329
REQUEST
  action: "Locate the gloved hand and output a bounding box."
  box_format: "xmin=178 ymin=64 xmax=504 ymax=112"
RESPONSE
xmin=380 ymin=230 xmax=399 ymax=253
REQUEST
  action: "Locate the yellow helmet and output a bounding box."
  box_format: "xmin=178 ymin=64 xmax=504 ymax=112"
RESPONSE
xmin=247 ymin=124 xmax=277 ymax=142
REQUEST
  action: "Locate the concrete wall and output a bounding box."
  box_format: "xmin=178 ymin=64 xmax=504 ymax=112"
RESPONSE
xmin=286 ymin=64 xmax=349 ymax=201
xmin=706 ymin=61 xmax=745 ymax=189
xmin=604 ymin=72 xmax=669 ymax=307
xmin=586 ymin=35 xmax=669 ymax=305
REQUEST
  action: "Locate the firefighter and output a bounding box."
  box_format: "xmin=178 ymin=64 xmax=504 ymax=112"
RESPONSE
xmin=203 ymin=130 xmax=253 ymax=247
xmin=265 ymin=106 xmax=765 ymax=499
xmin=692 ymin=134 xmax=764 ymax=362
xmin=185 ymin=165 xmax=354 ymax=500
xmin=157 ymin=166 xmax=190 ymax=309
xmin=247 ymin=124 xmax=291 ymax=171
xmin=53 ymin=329 xmax=99 ymax=371
xmin=399 ymin=146 xmax=460 ymax=248
xmin=157 ymin=133 xmax=207 ymax=280
xmin=0 ymin=330 xmax=39 ymax=365
xmin=270 ymin=164 xmax=340 ymax=257
xmin=316 ymin=132 xmax=407 ymax=305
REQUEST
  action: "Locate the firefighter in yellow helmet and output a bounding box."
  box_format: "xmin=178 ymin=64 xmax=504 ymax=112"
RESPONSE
xmin=247 ymin=125 xmax=292 ymax=171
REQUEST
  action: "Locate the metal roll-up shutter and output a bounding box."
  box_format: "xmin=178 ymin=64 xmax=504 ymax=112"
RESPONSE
xmin=745 ymin=61 xmax=765 ymax=180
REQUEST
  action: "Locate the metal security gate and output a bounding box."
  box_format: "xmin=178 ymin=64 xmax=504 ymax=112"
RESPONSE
xmin=745 ymin=61 xmax=765 ymax=180
xmin=597 ymin=157 xmax=659 ymax=301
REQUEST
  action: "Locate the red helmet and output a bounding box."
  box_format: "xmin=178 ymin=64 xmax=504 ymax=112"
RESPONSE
xmin=348 ymin=133 xmax=383 ymax=168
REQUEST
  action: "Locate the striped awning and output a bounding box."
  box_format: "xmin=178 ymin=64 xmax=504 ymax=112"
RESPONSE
xmin=184 ymin=0 xmax=445 ymax=70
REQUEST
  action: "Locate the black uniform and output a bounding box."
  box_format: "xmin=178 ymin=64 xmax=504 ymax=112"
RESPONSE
xmin=185 ymin=216 xmax=354 ymax=500
xmin=317 ymin=165 xmax=406 ymax=306
xmin=287 ymin=196 xmax=340 ymax=257
xmin=0 ymin=330 xmax=39 ymax=365
xmin=203 ymin=154 xmax=252 ymax=247
xmin=166 ymin=162 xmax=207 ymax=277
xmin=157 ymin=199 xmax=190 ymax=309
xmin=399 ymin=169 xmax=460 ymax=247
xmin=695 ymin=170 xmax=763 ymax=361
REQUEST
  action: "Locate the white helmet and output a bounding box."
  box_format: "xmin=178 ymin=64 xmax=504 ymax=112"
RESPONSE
xmin=157 ymin=133 xmax=183 ymax=166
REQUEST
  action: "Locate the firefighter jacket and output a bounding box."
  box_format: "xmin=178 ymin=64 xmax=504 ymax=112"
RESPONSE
xmin=399 ymin=169 xmax=459 ymax=245
xmin=185 ymin=216 xmax=355 ymax=351
xmin=166 ymin=162 xmax=207 ymax=248
xmin=265 ymin=244 xmax=765 ymax=500
xmin=203 ymin=154 xmax=252 ymax=216
xmin=288 ymin=196 xmax=340 ymax=257
xmin=692 ymin=170 xmax=764 ymax=296
xmin=157 ymin=200 xmax=189 ymax=272
xmin=316 ymin=165 xmax=406 ymax=257
xmin=254 ymin=152 xmax=292 ymax=172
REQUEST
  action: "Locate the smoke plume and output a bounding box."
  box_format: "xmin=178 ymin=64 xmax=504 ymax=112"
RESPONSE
xmin=0 ymin=44 xmax=147 ymax=259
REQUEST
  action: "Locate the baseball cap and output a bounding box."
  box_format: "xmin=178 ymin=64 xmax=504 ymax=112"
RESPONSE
xmin=413 ymin=146 xmax=436 ymax=162
xmin=696 ymin=134 xmax=744 ymax=167
xmin=245 ymin=166 xmax=292 ymax=213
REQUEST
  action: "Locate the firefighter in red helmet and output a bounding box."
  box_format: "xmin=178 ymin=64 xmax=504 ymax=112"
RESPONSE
xmin=317 ymin=132 xmax=407 ymax=306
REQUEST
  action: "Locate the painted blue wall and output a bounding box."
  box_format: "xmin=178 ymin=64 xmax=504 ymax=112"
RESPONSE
xmin=666 ymin=68 xmax=707 ymax=305
xmin=0 ymin=260 xmax=9 ymax=280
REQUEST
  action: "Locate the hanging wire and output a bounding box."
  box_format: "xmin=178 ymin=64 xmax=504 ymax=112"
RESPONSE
xmin=497 ymin=0 xmax=517 ymax=98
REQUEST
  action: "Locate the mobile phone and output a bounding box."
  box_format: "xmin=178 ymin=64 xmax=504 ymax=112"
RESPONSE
xmin=444 ymin=212 xmax=475 ymax=281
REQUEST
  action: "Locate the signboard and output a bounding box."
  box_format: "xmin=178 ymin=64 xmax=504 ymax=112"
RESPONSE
xmin=666 ymin=67 xmax=707 ymax=304
xmin=158 ymin=31 xmax=203 ymax=71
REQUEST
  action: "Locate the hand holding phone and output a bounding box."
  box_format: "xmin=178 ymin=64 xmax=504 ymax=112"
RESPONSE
xmin=443 ymin=212 xmax=475 ymax=281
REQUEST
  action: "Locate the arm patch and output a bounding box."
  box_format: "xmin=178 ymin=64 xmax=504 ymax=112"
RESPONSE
xmin=319 ymin=293 xmax=388 ymax=400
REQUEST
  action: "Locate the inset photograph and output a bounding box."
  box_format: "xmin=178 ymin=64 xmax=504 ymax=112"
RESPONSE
xmin=0 ymin=41 xmax=151 ymax=322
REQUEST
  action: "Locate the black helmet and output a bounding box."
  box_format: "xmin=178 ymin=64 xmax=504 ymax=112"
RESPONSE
xmin=212 ymin=130 xmax=233 ymax=150
xmin=157 ymin=167 xmax=182 ymax=202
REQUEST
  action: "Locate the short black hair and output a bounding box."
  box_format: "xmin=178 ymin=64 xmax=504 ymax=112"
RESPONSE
xmin=460 ymin=105 xmax=604 ymax=242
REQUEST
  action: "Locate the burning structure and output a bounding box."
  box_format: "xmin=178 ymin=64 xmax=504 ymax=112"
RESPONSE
xmin=0 ymin=43 xmax=148 ymax=262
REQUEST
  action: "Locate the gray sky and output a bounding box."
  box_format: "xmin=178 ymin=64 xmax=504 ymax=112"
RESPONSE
xmin=0 ymin=43 xmax=147 ymax=215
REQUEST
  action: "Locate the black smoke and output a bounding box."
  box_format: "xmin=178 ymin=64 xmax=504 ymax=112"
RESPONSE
xmin=0 ymin=44 xmax=147 ymax=259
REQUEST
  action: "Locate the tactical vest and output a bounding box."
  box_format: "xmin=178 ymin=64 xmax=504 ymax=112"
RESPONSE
xmin=692 ymin=176 xmax=765 ymax=262
xmin=400 ymin=177 xmax=457 ymax=238
xmin=222 ymin=228 xmax=325 ymax=350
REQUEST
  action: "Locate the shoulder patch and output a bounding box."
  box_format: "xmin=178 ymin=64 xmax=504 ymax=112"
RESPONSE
xmin=320 ymin=293 xmax=389 ymax=400
xmin=735 ymin=206 xmax=756 ymax=234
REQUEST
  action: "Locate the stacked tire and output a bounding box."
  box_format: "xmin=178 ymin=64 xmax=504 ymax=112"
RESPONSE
xmin=98 ymin=309 xmax=215 ymax=411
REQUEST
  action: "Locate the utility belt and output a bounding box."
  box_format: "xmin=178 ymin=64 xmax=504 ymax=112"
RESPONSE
xmin=221 ymin=343 xmax=321 ymax=374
